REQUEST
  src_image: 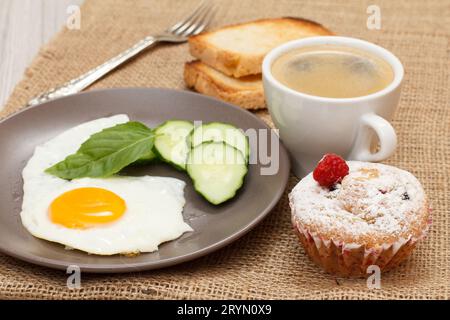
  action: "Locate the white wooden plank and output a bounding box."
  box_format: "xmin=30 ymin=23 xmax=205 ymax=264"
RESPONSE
xmin=0 ymin=0 xmax=84 ymax=109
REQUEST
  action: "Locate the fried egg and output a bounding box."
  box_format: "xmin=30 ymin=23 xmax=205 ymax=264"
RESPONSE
xmin=20 ymin=114 xmax=192 ymax=255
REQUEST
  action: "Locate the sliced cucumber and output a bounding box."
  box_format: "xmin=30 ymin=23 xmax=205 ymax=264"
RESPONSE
xmin=154 ymin=120 xmax=194 ymax=170
xmin=186 ymin=141 xmax=248 ymax=205
xmin=132 ymin=148 xmax=158 ymax=165
xmin=189 ymin=122 xmax=249 ymax=162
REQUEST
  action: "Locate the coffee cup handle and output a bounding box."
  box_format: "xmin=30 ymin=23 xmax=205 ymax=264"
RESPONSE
xmin=349 ymin=113 xmax=397 ymax=162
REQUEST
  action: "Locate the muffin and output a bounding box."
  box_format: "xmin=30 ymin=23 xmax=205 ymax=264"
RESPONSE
xmin=289 ymin=157 xmax=431 ymax=277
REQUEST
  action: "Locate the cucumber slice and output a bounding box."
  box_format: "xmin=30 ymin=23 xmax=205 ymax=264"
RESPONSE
xmin=187 ymin=141 xmax=248 ymax=205
xmin=132 ymin=148 xmax=158 ymax=165
xmin=154 ymin=120 xmax=194 ymax=170
xmin=190 ymin=122 xmax=249 ymax=162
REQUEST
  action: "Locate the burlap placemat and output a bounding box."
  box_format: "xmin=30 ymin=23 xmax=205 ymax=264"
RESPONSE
xmin=0 ymin=0 xmax=449 ymax=299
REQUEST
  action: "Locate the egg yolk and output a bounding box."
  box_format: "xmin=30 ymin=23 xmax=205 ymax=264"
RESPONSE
xmin=49 ymin=187 xmax=126 ymax=229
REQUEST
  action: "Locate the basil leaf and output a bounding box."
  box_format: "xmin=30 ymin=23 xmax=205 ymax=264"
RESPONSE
xmin=46 ymin=121 xmax=154 ymax=179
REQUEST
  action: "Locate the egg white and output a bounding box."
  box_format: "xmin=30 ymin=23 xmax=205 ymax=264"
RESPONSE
xmin=20 ymin=114 xmax=192 ymax=255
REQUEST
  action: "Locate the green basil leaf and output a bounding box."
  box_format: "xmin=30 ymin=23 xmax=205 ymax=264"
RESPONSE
xmin=46 ymin=121 xmax=154 ymax=179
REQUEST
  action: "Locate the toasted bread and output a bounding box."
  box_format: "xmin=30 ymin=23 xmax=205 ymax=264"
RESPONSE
xmin=188 ymin=17 xmax=333 ymax=78
xmin=184 ymin=60 xmax=264 ymax=110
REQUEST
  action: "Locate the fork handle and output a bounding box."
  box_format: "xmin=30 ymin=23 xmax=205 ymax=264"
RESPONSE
xmin=27 ymin=36 xmax=158 ymax=107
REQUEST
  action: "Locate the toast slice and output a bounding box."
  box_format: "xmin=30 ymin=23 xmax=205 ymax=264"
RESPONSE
xmin=188 ymin=17 xmax=333 ymax=78
xmin=184 ymin=60 xmax=264 ymax=110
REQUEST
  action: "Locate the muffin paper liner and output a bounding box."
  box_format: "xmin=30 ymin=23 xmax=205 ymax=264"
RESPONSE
xmin=292 ymin=215 xmax=430 ymax=277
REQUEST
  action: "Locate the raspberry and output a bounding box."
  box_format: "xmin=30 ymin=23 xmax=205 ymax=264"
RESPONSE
xmin=313 ymin=153 xmax=349 ymax=188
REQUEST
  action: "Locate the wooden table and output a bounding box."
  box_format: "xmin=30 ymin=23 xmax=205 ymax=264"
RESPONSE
xmin=0 ymin=0 xmax=83 ymax=110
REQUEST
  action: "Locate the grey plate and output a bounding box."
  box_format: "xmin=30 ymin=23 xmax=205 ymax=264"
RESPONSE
xmin=0 ymin=88 xmax=289 ymax=273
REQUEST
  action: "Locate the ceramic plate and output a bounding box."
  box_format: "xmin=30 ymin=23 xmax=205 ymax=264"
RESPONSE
xmin=0 ymin=88 xmax=289 ymax=273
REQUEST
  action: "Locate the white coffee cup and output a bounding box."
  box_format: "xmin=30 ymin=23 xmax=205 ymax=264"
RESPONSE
xmin=262 ymin=36 xmax=403 ymax=177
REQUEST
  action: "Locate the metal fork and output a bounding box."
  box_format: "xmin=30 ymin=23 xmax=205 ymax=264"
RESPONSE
xmin=26 ymin=1 xmax=216 ymax=107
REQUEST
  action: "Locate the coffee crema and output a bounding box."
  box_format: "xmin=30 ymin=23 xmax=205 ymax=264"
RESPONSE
xmin=271 ymin=44 xmax=394 ymax=98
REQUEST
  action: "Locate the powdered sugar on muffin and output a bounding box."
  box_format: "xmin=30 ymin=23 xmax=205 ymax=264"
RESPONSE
xmin=289 ymin=161 xmax=429 ymax=247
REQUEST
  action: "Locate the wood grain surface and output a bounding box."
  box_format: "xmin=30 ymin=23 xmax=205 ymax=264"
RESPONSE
xmin=0 ymin=0 xmax=84 ymax=109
